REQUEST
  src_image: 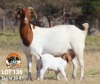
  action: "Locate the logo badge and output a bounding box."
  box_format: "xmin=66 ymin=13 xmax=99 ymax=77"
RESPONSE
xmin=6 ymin=53 xmax=21 ymax=69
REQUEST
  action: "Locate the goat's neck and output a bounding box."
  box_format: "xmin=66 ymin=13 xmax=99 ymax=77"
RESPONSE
xmin=20 ymin=22 xmax=33 ymax=47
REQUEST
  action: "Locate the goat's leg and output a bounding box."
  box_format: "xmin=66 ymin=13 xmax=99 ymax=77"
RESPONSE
xmin=72 ymin=57 xmax=78 ymax=79
xmin=55 ymin=71 xmax=60 ymax=80
xmin=60 ymin=69 xmax=67 ymax=81
xmin=33 ymin=48 xmax=43 ymax=80
xmin=26 ymin=55 xmax=33 ymax=81
xmin=36 ymin=59 xmax=42 ymax=80
xmin=40 ymin=68 xmax=47 ymax=80
xmin=78 ymin=55 xmax=84 ymax=80
xmin=71 ymin=43 xmax=84 ymax=80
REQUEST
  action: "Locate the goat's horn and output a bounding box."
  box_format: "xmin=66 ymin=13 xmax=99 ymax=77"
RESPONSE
xmin=28 ymin=7 xmax=38 ymax=19
xmin=16 ymin=7 xmax=23 ymax=11
xmin=15 ymin=7 xmax=23 ymax=21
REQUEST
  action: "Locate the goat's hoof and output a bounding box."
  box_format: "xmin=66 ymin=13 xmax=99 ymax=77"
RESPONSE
xmin=56 ymin=78 xmax=60 ymax=81
xmin=36 ymin=78 xmax=40 ymax=80
xmin=26 ymin=77 xmax=33 ymax=81
xmin=30 ymin=77 xmax=33 ymax=81
xmin=80 ymin=77 xmax=85 ymax=80
xmin=71 ymin=75 xmax=76 ymax=79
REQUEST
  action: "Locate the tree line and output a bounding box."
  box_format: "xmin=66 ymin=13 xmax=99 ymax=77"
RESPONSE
xmin=0 ymin=0 xmax=100 ymax=34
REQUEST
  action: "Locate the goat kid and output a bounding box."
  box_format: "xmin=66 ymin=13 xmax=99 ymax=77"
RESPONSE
xmin=36 ymin=49 xmax=76 ymax=80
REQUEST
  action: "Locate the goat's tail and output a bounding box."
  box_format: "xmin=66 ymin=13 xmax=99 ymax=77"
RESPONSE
xmin=82 ymin=23 xmax=89 ymax=32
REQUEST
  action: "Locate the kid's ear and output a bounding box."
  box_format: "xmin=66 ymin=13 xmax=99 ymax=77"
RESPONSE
xmin=65 ymin=53 xmax=72 ymax=62
xmin=61 ymin=54 xmax=66 ymax=60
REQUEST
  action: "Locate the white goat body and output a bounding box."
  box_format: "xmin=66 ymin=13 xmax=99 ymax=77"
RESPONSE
xmin=22 ymin=24 xmax=87 ymax=57
xmin=21 ymin=23 xmax=89 ymax=80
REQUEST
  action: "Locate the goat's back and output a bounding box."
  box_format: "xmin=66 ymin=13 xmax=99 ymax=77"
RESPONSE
xmin=30 ymin=25 xmax=85 ymax=56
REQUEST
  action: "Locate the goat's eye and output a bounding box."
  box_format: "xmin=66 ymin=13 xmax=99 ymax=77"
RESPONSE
xmin=20 ymin=13 xmax=25 ymax=19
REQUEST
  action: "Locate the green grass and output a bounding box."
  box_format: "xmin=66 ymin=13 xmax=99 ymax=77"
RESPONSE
xmin=85 ymin=35 xmax=100 ymax=49
xmin=86 ymin=69 xmax=100 ymax=76
xmin=0 ymin=33 xmax=20 ymax=50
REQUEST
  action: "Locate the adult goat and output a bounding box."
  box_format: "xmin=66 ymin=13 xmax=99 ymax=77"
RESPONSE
xmin=16 ymin=7 xmax=89 ymax=80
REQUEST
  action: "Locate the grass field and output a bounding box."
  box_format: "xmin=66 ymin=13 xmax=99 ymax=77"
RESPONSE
xmin=0 ymin=33 xmax=100 ymax=84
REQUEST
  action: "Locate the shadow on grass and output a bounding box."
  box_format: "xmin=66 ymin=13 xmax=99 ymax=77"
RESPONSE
xmin=44 ymin=77 xmax=56 ymax=80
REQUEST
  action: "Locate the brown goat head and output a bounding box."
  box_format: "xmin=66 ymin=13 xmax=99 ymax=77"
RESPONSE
xmin=16 ymin=7 xmax=37 ymax=24
xmin=61 ymin=49 xmax=75 ymax=62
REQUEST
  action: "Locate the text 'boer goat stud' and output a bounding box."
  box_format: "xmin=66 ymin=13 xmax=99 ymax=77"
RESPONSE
xmin=16 ymin=7 xmax=89 ymax=80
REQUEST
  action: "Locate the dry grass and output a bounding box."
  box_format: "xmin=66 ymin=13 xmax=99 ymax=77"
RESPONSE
xmin=0 ymin=34 xmax=100 ymax=84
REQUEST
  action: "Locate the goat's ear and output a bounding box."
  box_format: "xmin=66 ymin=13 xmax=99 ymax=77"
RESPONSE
xmin=65 ymin=53 xmax=72 ymax=62
xmin=61 ymin=54 xmax=66 ymax=60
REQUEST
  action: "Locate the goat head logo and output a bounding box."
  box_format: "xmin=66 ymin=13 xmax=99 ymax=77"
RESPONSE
xmin=6 ymin=53 xmax=22 ymax=69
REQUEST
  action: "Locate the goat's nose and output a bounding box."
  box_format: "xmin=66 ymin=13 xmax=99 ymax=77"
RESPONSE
xmin=24 ymin=17 xmax=28 ymax=24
